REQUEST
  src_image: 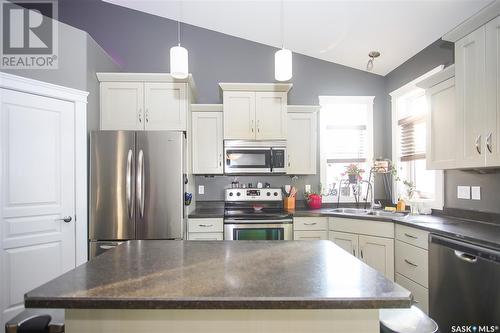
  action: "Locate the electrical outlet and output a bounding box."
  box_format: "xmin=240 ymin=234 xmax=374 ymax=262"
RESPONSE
xmin=471 ymin=186 xmax=481 ymax=200
xmin=198 ymin=185 xmax=205 ymax=195
xmin=457 ymin=186 xmax=470 ymax=200
xmin=305 ymin=184 xmax=311 ymax=193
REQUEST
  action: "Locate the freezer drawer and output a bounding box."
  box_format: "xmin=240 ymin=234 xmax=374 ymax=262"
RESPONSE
xmin=89 ymin=241 xmax=125 ymax=259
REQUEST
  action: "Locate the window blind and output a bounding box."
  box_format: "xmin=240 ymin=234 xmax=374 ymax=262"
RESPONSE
xmin=325 ymin=124 xmax=367 ymax=163
xmin=399 ymin=114 xmax=426 ymax=161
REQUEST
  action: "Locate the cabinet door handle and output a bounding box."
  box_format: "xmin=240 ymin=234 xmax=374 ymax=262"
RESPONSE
xmin=360 ymin=249 xmax=364 ymax=258
xmin=219 ymin=154 xmax=222 ymax=167
xmin=404 ymin=259 xmax=418 ymax=267
xmin=352 ymin=248 xmax=356 ymax=256
xmin=251 ymin=120 xmax=254 ymax=133
xmin=404 ymin=233 xmax=418 ymax=239
xmin=288 ymin=154 xmax=291 ymax=167
xmin=303 ymin=222 xmax=317 ymax=226
xmin=138 ymin=109 xmax=142 ymax=123
xmin=145 ymin=108 xmax=149 ymax=123
xmin=475 ymin=134 xmax=482 ymax=154
xmin=257 ymin=120 xmax=260 ymax=133
xmin=487 ymin=133 xmax=493 ymax=153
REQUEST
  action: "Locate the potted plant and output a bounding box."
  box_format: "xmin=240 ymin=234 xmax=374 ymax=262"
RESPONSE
xmin=343 ymin=164 xmax=365 ymax=184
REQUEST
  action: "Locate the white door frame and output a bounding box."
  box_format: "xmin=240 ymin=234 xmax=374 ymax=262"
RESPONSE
xmin=0 ymin=72 xmax=89 ymax=266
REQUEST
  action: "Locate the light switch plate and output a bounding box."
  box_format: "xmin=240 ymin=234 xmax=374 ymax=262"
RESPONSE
xmin=457 ymin=186 xmax=470 ymax=200
xmin=471 ymin=186 xmax=481 ymax=200
xmin=198 ymin=185 xmax=205 ymax=195
xmin=305 ymin=184 xmax=311 ymax=193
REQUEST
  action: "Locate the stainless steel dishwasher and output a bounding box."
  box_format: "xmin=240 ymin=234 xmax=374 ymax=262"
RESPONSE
xmin=429 ymin=234 xmax=500 ymax=331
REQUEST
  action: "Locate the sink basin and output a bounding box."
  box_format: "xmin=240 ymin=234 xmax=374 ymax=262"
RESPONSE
xmin=328 ymin=208 xmax=371 ymax=215
xmin=367 ymin=211 xmax=406 ymax=217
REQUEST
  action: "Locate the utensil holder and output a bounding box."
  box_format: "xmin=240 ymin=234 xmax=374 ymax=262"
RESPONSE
xmin=284 ymin=197 xmax=296 ymax=210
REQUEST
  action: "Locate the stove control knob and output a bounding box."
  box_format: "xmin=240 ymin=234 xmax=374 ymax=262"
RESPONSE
xmin=236 ymin=192 xmax=241 ymax=197
xmin=266 ymin=192 xmax=271 ymax=196
xmin=274 ymin=192 xmax=278 ymax=196
xmin=229 ymin=192 xmax=233 ymax=196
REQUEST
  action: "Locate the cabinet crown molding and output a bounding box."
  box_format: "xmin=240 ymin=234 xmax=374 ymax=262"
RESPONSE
xmin=443 ymin=2 xmax=500 ymax=42
xmin=191 ymin=104 xmax=223 ymax=112
xmin=219 ymin=82 xmax=292 ymax=92
xmin=416 ymin=65 xmax=455 ymax=89
xmin=287 ymin=105 xmax=320 ymax=113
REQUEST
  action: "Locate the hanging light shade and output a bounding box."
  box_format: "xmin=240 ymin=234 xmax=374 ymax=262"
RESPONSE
xmin=275 ymin=48 xmax=292 ymax=81
xmin=170 ymin=44 xmax=188 ymax=79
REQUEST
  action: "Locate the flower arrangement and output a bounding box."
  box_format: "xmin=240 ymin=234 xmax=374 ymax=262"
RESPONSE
xmin=342 ymin=164 xmax=365 ymax=183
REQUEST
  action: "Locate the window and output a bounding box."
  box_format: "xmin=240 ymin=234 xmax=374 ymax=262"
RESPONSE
xmin=391 ymin=66 xmax=444 ymax=209
xmin=319 ymin=96 xmax=374 ymax=203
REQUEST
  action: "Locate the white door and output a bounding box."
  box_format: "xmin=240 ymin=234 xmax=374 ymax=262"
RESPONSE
xmin=426 ymin=77 xmax=456 ymax=169
xmin=192 ymin=112 xmax=223 ymax=174
xmin=329 ymin=231 xmax=358 ymax=257
xmin=485 ymin=16 xmax=500 ymax=167
xmin=358 ymin=235 xmax=394 ymax=280
xmin=223 ymin=91 xmax=256 ymax=139
xmin=0 ymin=89 xmax=76 ymax=324
xmin=145 ymin=82 xmax=187 ymax=131
xmin=255 ymin=92 xmax=287 ymax=140
xmin=455 ymin=26 xmax=486 ymax=168
xmin=287 ymin=112 xmax=317 ymax=174
xmin=100 ymin=82 xmax=144 ymax=130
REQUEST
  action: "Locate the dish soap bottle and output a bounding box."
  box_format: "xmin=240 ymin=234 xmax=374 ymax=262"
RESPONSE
xmin=396 ymin=198 xmax=406 ymax=212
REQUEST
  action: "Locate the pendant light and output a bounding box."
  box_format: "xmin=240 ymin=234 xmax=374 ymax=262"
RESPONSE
xmin=275 ymin=0 xmax=292 ymax=81
xmin=170 ymin=3 xmax=188 ymax=79
xmin=366 ymin=51 xmax=380 ymax=72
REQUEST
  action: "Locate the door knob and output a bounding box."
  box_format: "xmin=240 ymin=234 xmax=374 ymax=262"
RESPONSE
xmin=57 ymin=216 xmax=72 ymax=223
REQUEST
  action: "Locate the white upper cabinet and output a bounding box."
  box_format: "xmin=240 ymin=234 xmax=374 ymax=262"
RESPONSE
xmin=144 ymin=82 xmax=187 ymax=130
xmin=100 ymin=82 xmax=143 ymax=130
xmin=455 ymin=26 xmax=487 ymax=168
xmin=418 ymin=66 xmax=456 ymax=170
xmin=286 ymin=106 xmax=318 ymax=174
xmin=220 ymin=83 xmax=292 ymax=140
xmin=255 ymin=92 xmax=287 ymax=139
xmin=485 ymin=16 xmax=500 ymax=166
xmin=97 ymin=73 xmax=195 ymax=131
xmin=191 ymin=106 xmax=224 ymax=174
xmin=223 ymin=91 xmax=256 ymax=139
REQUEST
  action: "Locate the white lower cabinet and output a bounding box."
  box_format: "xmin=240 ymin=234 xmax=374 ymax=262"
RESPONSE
xmin=187 ymin=218 xmax=223 ymax=240
xmin=395 ymin=225 xmax=430 ymax=314
xmin=329 ymin=218 xmax=395 ymax=281
xmin=293 ymin=217 xmax=328 ymax=240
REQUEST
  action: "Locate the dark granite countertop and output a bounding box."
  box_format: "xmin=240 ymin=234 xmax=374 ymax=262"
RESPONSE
xmin=189 ymin=204 xmax=500 ymax=250
xmin=25 ymin=240 xmax=411 ymax=310
xmin=188 ymin=206 xmax=225 ymax=219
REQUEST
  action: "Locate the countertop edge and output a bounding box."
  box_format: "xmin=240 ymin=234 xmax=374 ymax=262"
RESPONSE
xmin=25 ymin=297 xmax=412 ymax=310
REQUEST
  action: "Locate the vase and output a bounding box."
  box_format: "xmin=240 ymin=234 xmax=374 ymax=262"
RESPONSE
xmin=348 ymin=174 xmax=358 ymax=184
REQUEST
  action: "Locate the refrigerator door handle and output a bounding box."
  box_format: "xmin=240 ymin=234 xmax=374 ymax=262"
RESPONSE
xmin=126 ymin=149 xmax=134 ymax=219
xmin=137 ymin=149 xmax=145 ymax=219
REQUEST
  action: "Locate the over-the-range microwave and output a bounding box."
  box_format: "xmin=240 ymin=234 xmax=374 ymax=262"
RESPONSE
xmin=224 ymin=140 xmax=286 ymax=174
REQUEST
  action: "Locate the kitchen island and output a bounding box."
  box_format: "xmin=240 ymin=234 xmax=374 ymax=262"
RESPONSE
xmin=25 ymin=240 xmax=411 ymax=333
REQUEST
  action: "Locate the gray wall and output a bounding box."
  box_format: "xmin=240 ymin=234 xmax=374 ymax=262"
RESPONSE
xmin=58 ymin=0 xmax=390 ymax=201
xmin=385 ymin=39 xmax=500 ymax=214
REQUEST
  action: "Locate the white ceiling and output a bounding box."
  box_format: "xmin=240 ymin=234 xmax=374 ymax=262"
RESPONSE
xmin=103 ymin=0 xmax=493 ymax=76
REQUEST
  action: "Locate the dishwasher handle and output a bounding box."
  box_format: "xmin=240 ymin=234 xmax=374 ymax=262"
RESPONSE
xmin=454 ymin=250 xmax=478 ymax=263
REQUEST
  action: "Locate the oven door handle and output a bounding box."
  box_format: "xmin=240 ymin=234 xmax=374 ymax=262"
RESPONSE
xmin=224 ymin=219 xmax=293 ymax=224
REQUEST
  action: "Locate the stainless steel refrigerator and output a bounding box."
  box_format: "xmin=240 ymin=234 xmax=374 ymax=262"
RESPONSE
xmin=89 ymin=131 xmax=184 ymax=258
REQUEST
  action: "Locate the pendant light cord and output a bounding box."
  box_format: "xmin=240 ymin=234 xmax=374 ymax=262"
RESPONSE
xmin=280 ymin=0 xmax=284 ymax=49
xmin=177 ymin=1 xmax=182 ymax=46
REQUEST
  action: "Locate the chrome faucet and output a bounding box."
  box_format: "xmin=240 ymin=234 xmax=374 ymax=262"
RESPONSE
xmin=358 ymin=180 xmax=375 ymax=210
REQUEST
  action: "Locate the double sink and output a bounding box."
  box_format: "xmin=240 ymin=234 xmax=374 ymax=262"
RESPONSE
xmin=326 ymin=208 xmax=407 ymax=218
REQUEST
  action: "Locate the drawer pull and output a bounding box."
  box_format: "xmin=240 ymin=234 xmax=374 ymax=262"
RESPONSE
xmin=404 ymin=259 xmax=418 ymax=267
xmin=303 ymin=222 xmax=317 ymax=226
xmin=198 ymin=224 xmax=214 ymax=227
xmin=404 ymin=233 xmax=418 ymax=239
